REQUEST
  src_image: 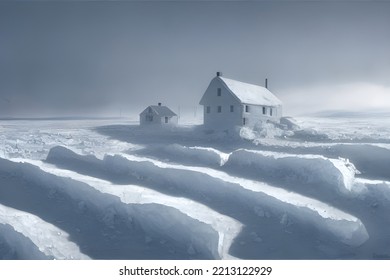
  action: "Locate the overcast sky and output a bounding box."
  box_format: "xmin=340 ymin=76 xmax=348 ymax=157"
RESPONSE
xmin=0 ymin=0 xmax=389 ymax=117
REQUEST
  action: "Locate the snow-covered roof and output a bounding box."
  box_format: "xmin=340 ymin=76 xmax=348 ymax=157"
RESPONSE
xmin=140 ymin=105 xmax=177 ymax=117
xmin=219 ymin=77 xmax=282 ymax=106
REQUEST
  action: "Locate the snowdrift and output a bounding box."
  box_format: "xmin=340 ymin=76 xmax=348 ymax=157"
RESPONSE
xmin=0 ymin=204 xmax=89 ymax=260
xmin=0 ymin=223 xmax=49 ymax=260
xmin=46 ymin=146 xmax=369 ymax=258
xmin=133 ymin=144 xmax=229 ymax=167
xmin=224 ymin=149 xmax=357 ymax=195
xmin=0 ymin=156 xmax=220 ymax=259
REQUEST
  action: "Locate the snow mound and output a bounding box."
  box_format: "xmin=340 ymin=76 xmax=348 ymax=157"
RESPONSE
xmin=134 ymin=144 xmax=229 ymax=167
xmin=0 ymin=204 xmax=89 ymax=259
xmin=21 ymin=158 xmax=241 ymax=259
xmin=0 ymin=223 xmax=49 ymax=260
xmin=45 ymin=146 xmax=369 ymax=252
xmin=108 ymin=154 xmax=368 ymax=248
xmin=1 ymin=156 xmax=220 ymax=259
xmin=224 ymin=149 xmax=358 ymax=194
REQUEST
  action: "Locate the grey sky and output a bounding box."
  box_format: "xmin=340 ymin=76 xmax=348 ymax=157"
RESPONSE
xmin=0 ymin=0 xmax=389 ymax=117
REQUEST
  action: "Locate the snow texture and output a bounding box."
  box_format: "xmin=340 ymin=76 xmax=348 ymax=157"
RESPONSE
xmin=1 ymin=116 xmax=390 ymax=259
xmin=219 ymin=77 xmax=282 ymax=106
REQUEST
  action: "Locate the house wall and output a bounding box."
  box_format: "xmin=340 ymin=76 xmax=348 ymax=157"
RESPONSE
xmin=201 ymin=78 xmax=282 ymax=129
xmin=161 ymin=115 xmax=178 ymax=126
xmin=201 ymin=78 xmax=243 ymax=128
xmin=243 ymin=104 xmax=282 ymax=128
xmin=140 ymin=111 xmax=161 ymax=125
xmin=140 ymin=112 xmax=178 ymax=126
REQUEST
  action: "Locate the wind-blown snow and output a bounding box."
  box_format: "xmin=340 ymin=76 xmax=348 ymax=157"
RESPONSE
xmin=219 ymin=77 xmax=282 ymax=106
xmin=1 ymin=116 xmax=390 ymax=259
xmin=11 ymin=157 xmax=242 ymax=259
xmin=0 ymin=204 xmax=89 ymax=260
xmin=225 ymin=149 xmax=357 ymax=193
xmin=45 ymin=147 xmax=368 ymax=248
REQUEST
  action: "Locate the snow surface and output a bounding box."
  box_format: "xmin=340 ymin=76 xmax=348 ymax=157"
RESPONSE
xmin=219 ymin=77 xmax=282 ymax=106
xmin=1 ymin=116 xmax=390 ymax=259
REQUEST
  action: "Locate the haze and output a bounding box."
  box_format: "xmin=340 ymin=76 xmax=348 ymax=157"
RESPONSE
xmin=0 ymin=0 xmax=389 ymax=118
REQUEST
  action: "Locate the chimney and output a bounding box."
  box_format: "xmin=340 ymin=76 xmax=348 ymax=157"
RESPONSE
xmin=216 ymin=71 xmax=222 ymax=77
xmin=158 ymin=102 xmax=162 ymax=106
xmin=265 ymin=78 xmax=268 ymax=89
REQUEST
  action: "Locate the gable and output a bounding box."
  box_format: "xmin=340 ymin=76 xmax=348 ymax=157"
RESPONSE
xmin=200 ymin=76 xmax=282 ymax=107
xmin=220 ymin=77 xmax=282 ymax=106
xmin=199 ymin=77 xmax=241 ymax=106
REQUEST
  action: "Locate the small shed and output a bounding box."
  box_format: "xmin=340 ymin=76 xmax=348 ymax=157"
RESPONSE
xmin=139 ymin=103 xmax=178 ymax=126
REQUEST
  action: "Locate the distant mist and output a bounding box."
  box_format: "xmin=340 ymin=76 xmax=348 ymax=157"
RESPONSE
xmin=0 ymin=0 xmax=389 ymax=118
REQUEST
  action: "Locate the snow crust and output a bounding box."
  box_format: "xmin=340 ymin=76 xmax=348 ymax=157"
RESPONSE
xmin=1 ymin=157 xmax=220 ymax=259
xmin=0 ymin=204 xmax=89 ymax=259
xmin=1 ymin=116 xmax=390 ymax=259
xmin=45 ymin=147 xmax=368 ymax=249
xmin=225 ymin=149 xmax=357 ymax=193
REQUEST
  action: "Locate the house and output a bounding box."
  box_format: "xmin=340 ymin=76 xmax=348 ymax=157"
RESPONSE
xmin=199 ymin=72 xmax=282 ymax=129
xmin=139 ymin=103 xmax=178 ymax=126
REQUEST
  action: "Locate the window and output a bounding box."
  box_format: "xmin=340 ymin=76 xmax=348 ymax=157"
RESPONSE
xmin=245 ymin=105 xmax=250 ymax=113
xmin=270 ymin=108 xmax=273 ymax=116
xmin=206 ymin=106 xmax=210 ymax=113
xmin=148 ymin=107 xmax=152 ymax=113
xmin=146 ymin=115 xmax=153 ymax=122
xmin=262 ymin=107 xmax=266 ymax=115
xmin=217 ymin=88 xmax=221 ymax=96
xmin=243 ymin=118 xmax=246 ymax=125
xmin=217 ymin=106 xmax=222 ymax=113
xmin=230 ymin=105 xmax=234 ymax=112
xmin=165 ymin=116 xmax=169 ymax=123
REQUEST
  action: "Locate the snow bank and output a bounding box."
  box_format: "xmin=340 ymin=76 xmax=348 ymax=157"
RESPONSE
xmin=45 ymin=147 xmax=369 ymax=256
xmin=134 ymin=144 xmax=229 ymax=167
xmin=224 ymin=149 xmax=357 ymax=194
xmin=0 ymin=224 xmax=49 ymax=260
xmin=47 ymin=147 xmax=219 ymax=258
xmin=0 ymin=204 xmax=89 ymax=259
xmin=100 ymin=154 xmax=368 ymax=248
xmin=16 ymin=158 xmax=241 ymax=259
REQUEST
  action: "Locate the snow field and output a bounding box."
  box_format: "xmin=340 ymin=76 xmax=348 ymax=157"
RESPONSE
xmin=46 ymin=147 xmax=368 ymax=252
xmin=134 ymin=144 xmax=229 ymax=167
xmin=12 ymin=158 xmax=242 ymax=259
xmin=224 ymin=149 xmax=357 ymax=193
xmin=0 ymin=204 xmax=89 ymax=260
xmin=0 ymin=158 xmax=219 ymax=259
xmin=2 ymin=117 xmax=390 ymax=259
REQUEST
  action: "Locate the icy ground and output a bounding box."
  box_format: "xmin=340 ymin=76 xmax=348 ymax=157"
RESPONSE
xmin=1 ymin=116 xmax=390 ymax=259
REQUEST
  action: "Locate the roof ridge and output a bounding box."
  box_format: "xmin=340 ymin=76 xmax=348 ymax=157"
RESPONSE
xmin=218 ymin=76 xmax=282 ymax=106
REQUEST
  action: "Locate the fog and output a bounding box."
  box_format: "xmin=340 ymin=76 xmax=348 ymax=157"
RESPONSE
xmin=0 ymin=0 xmax=389 ymax=117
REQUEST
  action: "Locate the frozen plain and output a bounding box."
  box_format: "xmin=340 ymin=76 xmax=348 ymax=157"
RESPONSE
xmin=1 ymin=115 xmax=390 ymax=259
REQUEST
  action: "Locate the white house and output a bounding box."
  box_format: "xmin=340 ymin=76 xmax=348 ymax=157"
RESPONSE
xmin=199 ymin=72 xmax=282 ymax=129
xmin=139 ymin=103 xmax=178 ymax=126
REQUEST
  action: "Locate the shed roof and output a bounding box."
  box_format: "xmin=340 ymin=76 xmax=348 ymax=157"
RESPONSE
xmin=140 ymin=105 xmax=177 ymax=117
